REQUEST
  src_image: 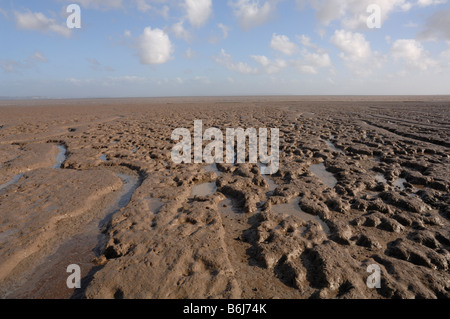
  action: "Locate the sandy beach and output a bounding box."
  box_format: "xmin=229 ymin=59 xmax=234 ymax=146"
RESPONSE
xmin=0 ymin=96 xmax=449 ymax=299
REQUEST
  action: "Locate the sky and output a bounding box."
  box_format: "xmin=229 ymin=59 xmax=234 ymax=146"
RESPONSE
xmin=0 ymin=0 xmax=450 ymax=98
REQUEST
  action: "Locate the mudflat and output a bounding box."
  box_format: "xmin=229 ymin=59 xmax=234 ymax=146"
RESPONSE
xmin=0 ymin=96 xmax=449 ymax=299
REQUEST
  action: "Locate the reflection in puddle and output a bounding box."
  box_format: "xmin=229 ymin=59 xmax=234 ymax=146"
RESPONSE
xmin=393 ymin=178 xmax=424 ymax=193
xmin=309 ymin=163 xmax=337 ymax=189
xmin=374 ymin=174 xmax=424 ymax=195
xmin=271 ymin=197 xmax=330 ymax=234
xmin=375 ymin=174 xmax=387 ymax=184
xmin=191 ymin=182 xmax=217 ymax=197
xmin=113 ymin=174 xmax=140 ymax=210
xmin=322 ymin=139 xmax=344 ymax=154
xmin=52 ymin=145 xmax=67 ymax=169
xmin=393 ymin=178 xmax=407 ymax=190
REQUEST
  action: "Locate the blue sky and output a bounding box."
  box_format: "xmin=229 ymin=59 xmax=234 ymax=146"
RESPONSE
xmin=1 ymin=0 xmax=449 ymax=98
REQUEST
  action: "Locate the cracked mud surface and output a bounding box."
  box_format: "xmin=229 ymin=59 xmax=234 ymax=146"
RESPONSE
xmin=0 ymin=97 xmax=449 ymax=299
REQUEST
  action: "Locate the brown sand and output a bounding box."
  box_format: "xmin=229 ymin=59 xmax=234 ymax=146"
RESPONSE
xmin=0 ymin=96 xmax=449 ymax=299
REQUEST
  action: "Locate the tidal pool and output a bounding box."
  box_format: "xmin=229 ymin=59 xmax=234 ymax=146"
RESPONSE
xmin=309 ymin=163 xmax=338 ymax=189
xmin=271 ymin=197 xmax=330 ymax=234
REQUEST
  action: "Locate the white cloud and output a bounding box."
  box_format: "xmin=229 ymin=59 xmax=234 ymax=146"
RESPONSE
xmin=297 ymin=35 xmax=320 ymax=51
xmin=270 ymin=34 xmax=298 ymax=56
xmin=136 ymin=0 xmax=152 ymax=12
xmin=175 ymin=77 xmax=184 ymax=84
xmin=138 ymin=27 xmax=174 ymax=65
xmin=183 ymin=48 xmax=195 ymax=59
xmin=330 ymin=29 xmax=384 ymax=75
xmin=158 ymin=5 xmax=170 ymax=20
xmin=29 ymin=51 xmax=48 ymax=63
xmin=71 ymin=0 xmax=123 ymax=9
xmin=87 ymin=58 xmax=114 ymax=72
xmin=390 ymin=39 xmax=437 ymax=70
xmin=297 ymin=0 xmax=412 ymax=29
xmin=250 ymin=55 xmax=286 ymax=74
xmin=417 ymin=0 xmax=447 ymax=6
xmin=194 ymin=76 xmax=211 ymax=84
xmin=0 ymin=59 xmax=20 ymax=73
xmin=293 ymin=36 xmax=333 ymax=74
xmin=110 ymin=75 xmax=146 ymax=82
xmin=293 ymin=50 xmax=332 ymax=74
xmin=185 ymin=0 xmax=212 ymax=28
xmin=218 ymin=23 xmax=230 ymax=39
xmin=441 ymin=42 xmax=450 ymax=59
xmin=0 ymin=51 xmax=48 ymax=73
xmin=0 ymin=7 xmax=8 ymax=18
xmin=214 ymin=49 xmax=258 ymax=74
xmin=172 ymin=20 xmax=192 ymax=42
xmin=14 ymin=10 xmax=71 ymax=37
xmin=418 ymin=7 xmax=450 ymax=41
xmin=229 ymin=0 xmax=273 ymax=30
xmin=331 ymin=30 xmax=372 ymax=63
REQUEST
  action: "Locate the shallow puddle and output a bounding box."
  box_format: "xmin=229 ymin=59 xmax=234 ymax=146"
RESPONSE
xmin=322 ymin=139 xmax=344 ymax=154
xmin=309 ymin=163 xmax=338 ymax=189
xmin=111 ymin=174 xmax=140 ymax=212
xmin=271 ymin=197 xmax=330 ymax=234
xmin=0 ymin=174 xmax=24 ymax=191
xmin=219 ymin=198 xmax=240 ymax=217
xmin=258 ymin=164 xmax=277 ymax=192
xmin=1 ymin=144 xmax=66 ymax=191
xmin=204 ymin=163 xmax=221 ymax=176
xmin=52 ymin=145 xmax=67 ymax=169
xmin=6 ymin=172 xmax=142 ymax=299
xmin=393 ymin=178 xmax=424 ymax=193
xmin=393 ymin=178 xmax=407 ymax=190
xmin=375 ymin=174 xmax=387 ymax=184
xmin=191 ymin=182 xmax=217 ymax=197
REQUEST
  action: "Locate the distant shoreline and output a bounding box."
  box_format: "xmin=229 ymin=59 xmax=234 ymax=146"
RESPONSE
xmin=1 ymin=95 xmax=450 ymax=107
